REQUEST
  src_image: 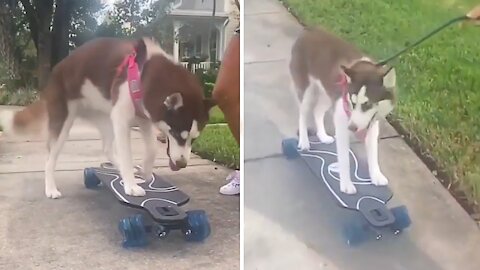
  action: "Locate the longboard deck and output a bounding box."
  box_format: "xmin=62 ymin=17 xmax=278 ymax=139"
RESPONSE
xmin=298 ymin=136 xmax=394 ymax=226
xmin=91 ymin=167 xmax=189 ymax=223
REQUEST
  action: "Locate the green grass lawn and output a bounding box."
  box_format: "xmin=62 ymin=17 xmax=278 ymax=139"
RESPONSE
xmin=283 ymin=0 xmax=480 ymax=205
xmin=192 ymin=124 xmax=239 ymax=169
xmin=192 ymin=106 xmax=239 ymax=169
xmin=208 ymin=106 xmax=227 ymax=124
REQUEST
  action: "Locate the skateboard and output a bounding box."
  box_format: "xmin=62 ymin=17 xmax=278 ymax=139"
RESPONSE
xmin=83 ymin=163 xmax=211 ymax=248
xmin=282 ymin=136 xmax=411 ymax=246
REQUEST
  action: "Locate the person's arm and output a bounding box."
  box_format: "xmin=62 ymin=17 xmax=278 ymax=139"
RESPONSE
xmin=211 ymin=34 xmax=240 ymax=145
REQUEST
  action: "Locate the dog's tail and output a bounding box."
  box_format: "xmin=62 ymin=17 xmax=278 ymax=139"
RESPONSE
xmin=0 ymin=99 xmax=47 ymax=137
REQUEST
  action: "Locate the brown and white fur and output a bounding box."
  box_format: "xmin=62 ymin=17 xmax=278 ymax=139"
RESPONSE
xmin=0 ymin=37 xmax=214 ymax=199
xmin=290 ymin=27 xmax=396 ymax=194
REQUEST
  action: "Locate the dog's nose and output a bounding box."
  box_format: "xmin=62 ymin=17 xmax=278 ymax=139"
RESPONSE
xmin=348 ymin=124 xmax=358 ymax=132
xmin=176 ymin=158 xmax=187 ymax=169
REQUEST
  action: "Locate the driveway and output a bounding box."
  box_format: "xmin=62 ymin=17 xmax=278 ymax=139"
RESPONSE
xmin=0 ymin=106 xmax=239 ymax=270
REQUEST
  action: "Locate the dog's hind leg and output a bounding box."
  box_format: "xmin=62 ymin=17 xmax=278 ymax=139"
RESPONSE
xmin=137 ymin=118 xmax=157 ymax=181
xmin=365 ymin=120 xmax=388 ymax=186
xmin=313 ymin=80 xmax=334 ymax=144
xmin=297 ymin=81 xmax=316 ymax=150
xmin=333 ymin=99 xmax=356 ymax=194
xmin=289 ymin=54 xmax=313 ymax=150
xmin=45 ymin=102 xmax=77 ymax=199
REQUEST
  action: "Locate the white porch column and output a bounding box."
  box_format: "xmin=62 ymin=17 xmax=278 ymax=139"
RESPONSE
xmin=215 ymin=22 xmax=224 ymax=61
xmin=173 ymin=20 xmax=184 ymax=61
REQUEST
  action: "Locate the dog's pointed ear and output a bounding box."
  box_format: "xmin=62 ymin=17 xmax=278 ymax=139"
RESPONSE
xmin=340 ymin=65 xmax=353 ymax=83
xmin=382 ymin=66 xmax=396 ymax=89
xmin=203 ymin=98 xmax=216 ymax=113
xmin=164 ymin=93 xmax=183 ymax=110
xmin=134 ymin=38 xmax=147 ymax=68
xmin=377 ymin=99 xmax=394 ymax=117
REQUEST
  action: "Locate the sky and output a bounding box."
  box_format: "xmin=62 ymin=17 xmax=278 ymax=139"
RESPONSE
xmin=96 ymin=0 xmax=117 ymax=23
xmin=102 ymin=0 xmax=116 ymax=5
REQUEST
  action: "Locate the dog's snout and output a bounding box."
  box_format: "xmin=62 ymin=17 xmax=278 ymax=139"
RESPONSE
xmin=348 ymin=124 xmax=358 ymax=132
xmin=176 ymin=158 xmax=187 ymax=169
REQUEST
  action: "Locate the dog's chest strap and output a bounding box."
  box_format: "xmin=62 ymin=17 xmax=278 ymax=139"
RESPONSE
xmin=117 ymin=52 xmax=150 ymax=119
xmin=337 ymin=73 xmax=367 ymax=141
xmin=336 ymin=73 xmax=351 ymax=118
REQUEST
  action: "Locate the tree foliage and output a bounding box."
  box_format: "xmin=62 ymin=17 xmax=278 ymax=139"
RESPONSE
xmin=0 ymin=0 xmax=177 ymax=93
xmin=97 ymin=0 xmax=176 ymax=51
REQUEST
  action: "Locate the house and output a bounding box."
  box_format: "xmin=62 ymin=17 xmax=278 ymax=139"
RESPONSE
xmin=168 ymin=0 xmax=239 ymax=72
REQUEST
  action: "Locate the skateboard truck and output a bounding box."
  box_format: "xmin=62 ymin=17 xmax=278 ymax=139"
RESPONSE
xmin=357 ymin=198 xmax=395 ymax=227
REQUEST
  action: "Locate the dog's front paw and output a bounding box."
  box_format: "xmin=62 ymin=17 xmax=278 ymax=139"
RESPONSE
xmin=371 ymin=171 xmax=389 ymax=186
xmin=317 ymin=133 xmax=335 ymax=144
xmin=124 ymin=184 xmax=146 ymax=196
xmin=297 ymin=137 xmax=310 ymax=150
xmin=340 ymin=180 xmax=357 ymax=194
xmin=45 ymin=188 xmax=62 ymax=199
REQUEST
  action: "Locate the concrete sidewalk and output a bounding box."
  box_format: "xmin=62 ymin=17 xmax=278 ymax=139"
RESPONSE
xmin=244 ymin=1 xmax=480 ymax=269
xmin=0 ymin=107 xmax=239 ymax=270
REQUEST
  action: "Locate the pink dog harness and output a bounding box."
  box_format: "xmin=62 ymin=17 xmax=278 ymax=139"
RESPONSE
xmin=116 ymin=51 xmax=149 ymax=119
xmin=337 ymin=73 xmax=351 ymax=118
xmin=336 ymin=73 xmax=368 ymax=141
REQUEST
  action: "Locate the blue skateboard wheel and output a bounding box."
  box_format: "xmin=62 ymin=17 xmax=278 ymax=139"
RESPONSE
xmin=282 ymin=138 xmax=300 ymax=159
xmin=83 ymin=168 xmax=101 ymax=189
xmin=118 ymin=214 xmax=149 ymax=248
xmin=183 ymin=210 xmax=211 ymax=242
xmin=390 ymin=206 xmax=411 ymax=234
xmin=342 ymin=218 xmax=371 ymax=246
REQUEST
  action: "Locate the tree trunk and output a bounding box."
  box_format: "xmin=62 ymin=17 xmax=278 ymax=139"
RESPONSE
xmin=0 ymin=1 xmax=21 ymax=80
xmin=37 ymin=28 xmax=52 ymax=90
xmin=51 ymin=0 xmax=72 ymax=66
xmin=19 ymin=0 xmax=39 ymax=51
xmin=35 ymin=0 xmax=54 ymax=90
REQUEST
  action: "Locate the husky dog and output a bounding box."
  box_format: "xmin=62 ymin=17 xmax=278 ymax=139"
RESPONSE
xmin=289 ymin=27 xmax=396 ymax=194
xmin=0 ymin=37 xmax=214 ymax=199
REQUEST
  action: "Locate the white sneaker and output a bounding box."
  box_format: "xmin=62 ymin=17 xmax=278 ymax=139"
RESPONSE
xmin=219 ymin=170 xmax=240 ymax=195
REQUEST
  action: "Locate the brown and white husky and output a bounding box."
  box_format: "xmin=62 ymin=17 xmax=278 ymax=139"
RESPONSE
xmin=290 ymin=26 xmax=397 ymax=194
xmin=0 ymin=37 xmax=214 ymax=199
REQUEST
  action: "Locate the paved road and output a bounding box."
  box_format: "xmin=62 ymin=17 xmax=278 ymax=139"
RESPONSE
xmin=244 ymin=1 xmax=480 ymax=269
xmin=0 ymin=107 xmax=239 ymax=270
